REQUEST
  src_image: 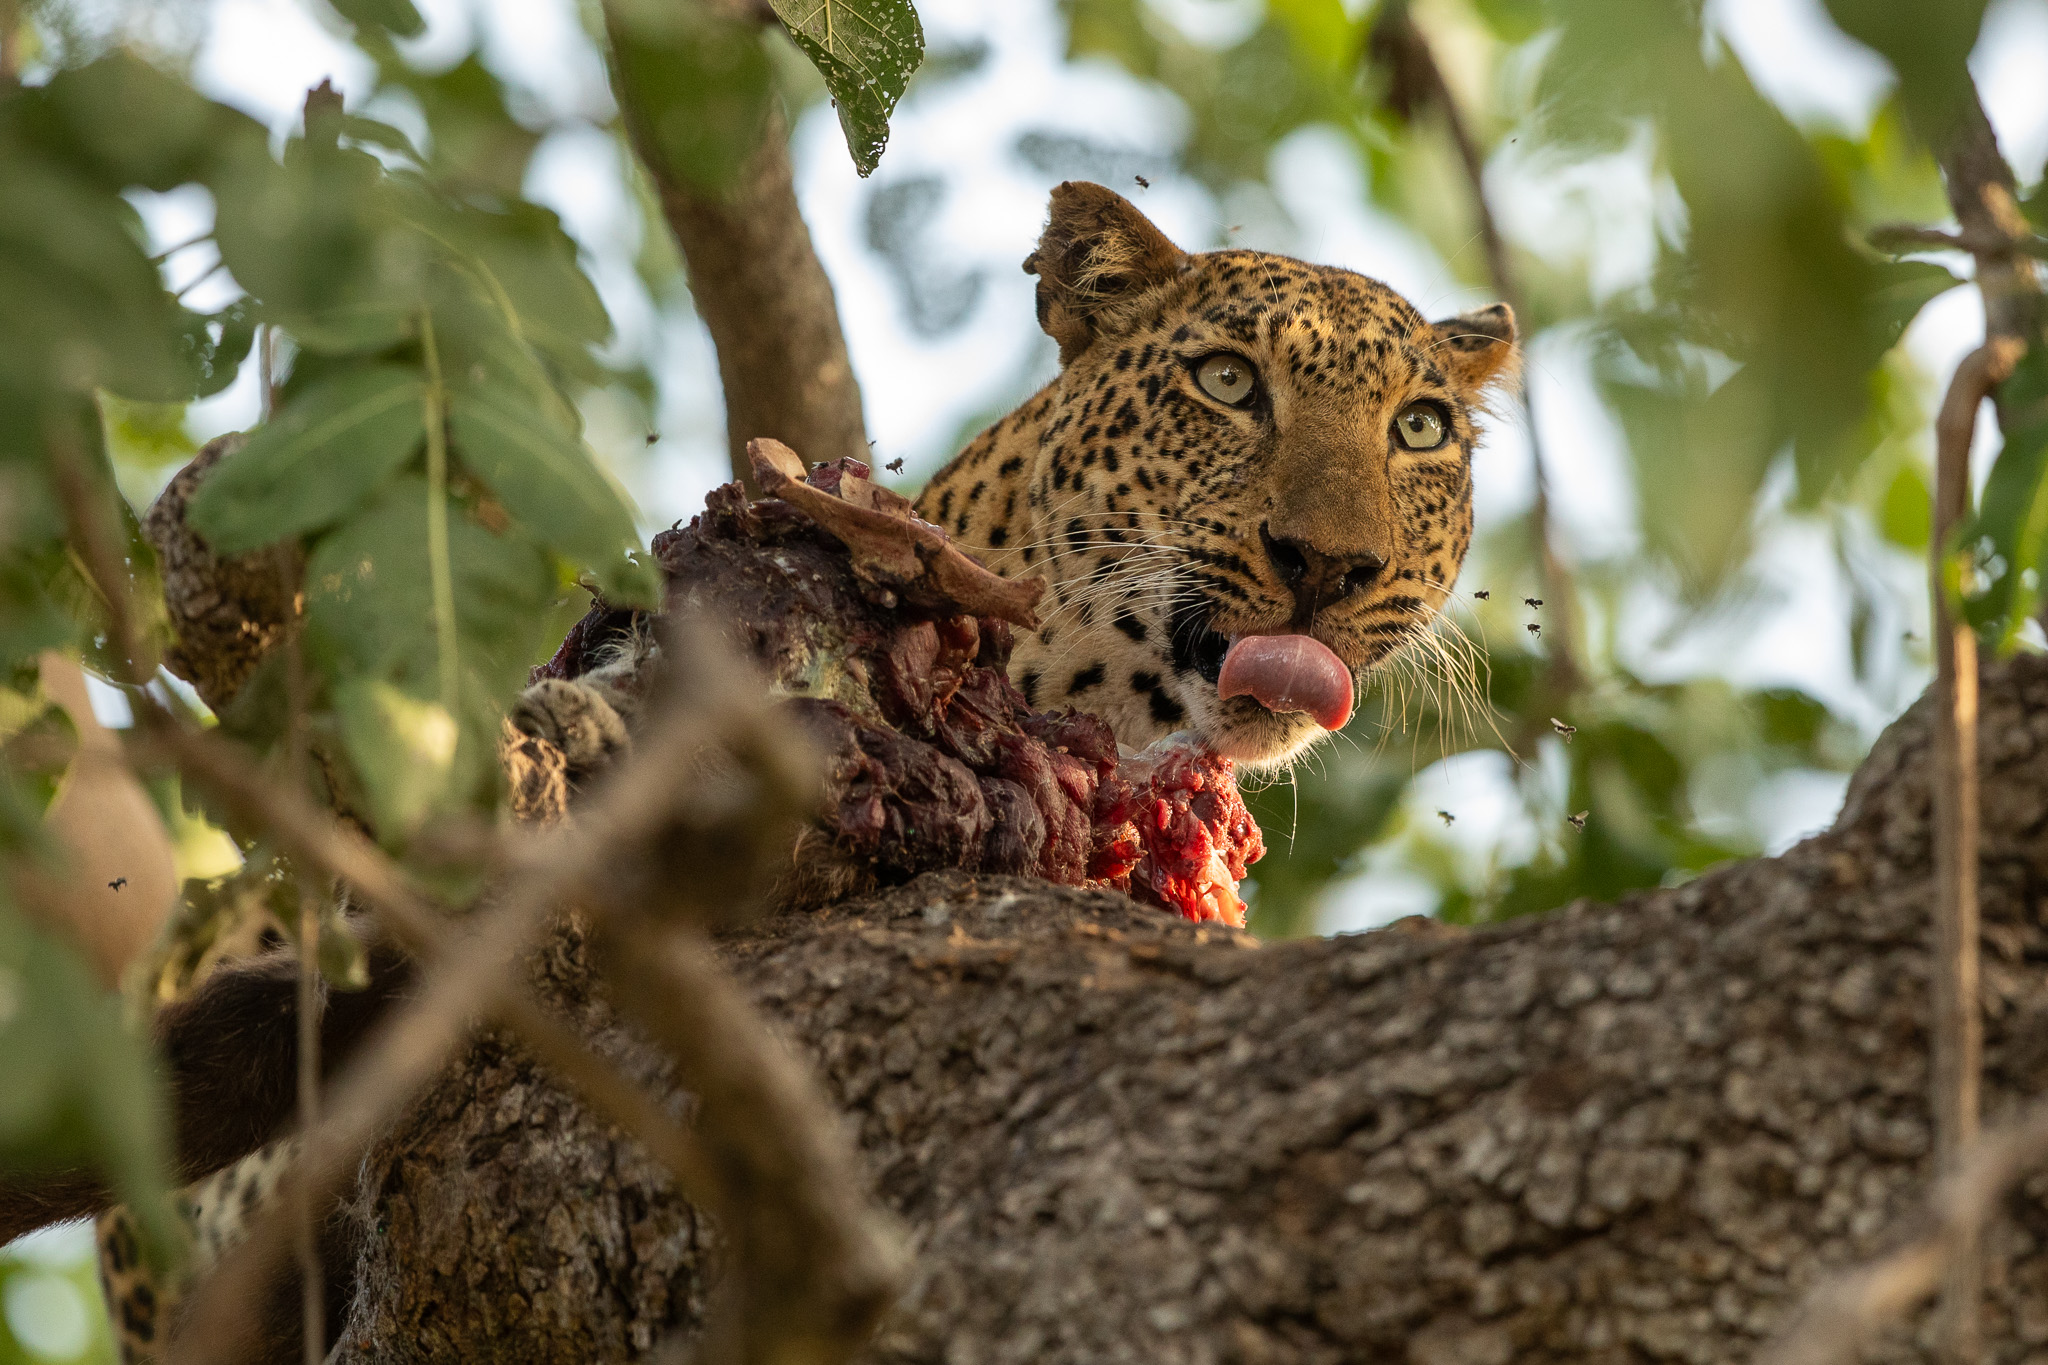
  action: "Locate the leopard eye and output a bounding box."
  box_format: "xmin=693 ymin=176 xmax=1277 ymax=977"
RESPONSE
xmin=1195 ymin=353 xmax=1257 ymax=407
xmin=1394 ymin=401 xmax=1448 ymax=450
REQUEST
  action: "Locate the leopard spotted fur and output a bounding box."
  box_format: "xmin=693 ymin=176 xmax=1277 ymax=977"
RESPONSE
xmin=914 ymin=181 xmax=1518 ymax=766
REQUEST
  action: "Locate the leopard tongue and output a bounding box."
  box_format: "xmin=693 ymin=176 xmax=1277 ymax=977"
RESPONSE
xmin=1216 ymin=634 xmax=1354 ymax=731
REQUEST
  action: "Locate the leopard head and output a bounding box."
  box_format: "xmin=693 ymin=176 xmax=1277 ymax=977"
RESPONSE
xmin=999 ymin=181 xmax=1518 ymax=768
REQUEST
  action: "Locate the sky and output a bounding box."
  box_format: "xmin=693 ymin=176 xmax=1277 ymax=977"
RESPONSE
xmin=96 ymin=0 xmax=2048 ymax=934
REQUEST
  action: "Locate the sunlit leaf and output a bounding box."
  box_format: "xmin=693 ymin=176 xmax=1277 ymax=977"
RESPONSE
xmin=187 ymin=365 xmax=425 ymax=554
xmin=1879 ymin=462 xmax=1931 ymax=550
xmin=771 ymin=0 xmax=926 ymax=176
xmin=335 ymin=678 xmax=460 ymax=836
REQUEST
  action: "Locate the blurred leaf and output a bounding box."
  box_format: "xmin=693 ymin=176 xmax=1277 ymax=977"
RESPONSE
xmin=339 ymin=111 xmax=426 ymax=164
xmin=1879 ymin=460 xmax=1931 ymax=549
xmin=209 ymin=135 xmax=424 ymax=353
xmin=607 ymin=0 xmax=776 ymax=194
xmin=1964 ymin=350 xmax=2048 ymax=652
xmin=376 ymin=54 xmax=540 ymax=198
xmin=448 ymin=381 xmax=657 ymax=605
xmin=328 ymin=0 xmax=426 ymax=39
xmin=0 ymin=894 xmax=180 ymax=1263
xmin=335 ymin=677 xmax=459 ymax=836
xmin=417 ymin=197 xmax=612 ymax=375
xmin=1869 ymin=259 xmax=1961 ymax=348
xmin=0 ymin=158 xmax=221 ymax=401
xmin=1469 ymin=0 xmax=1546 ymax=44
xmin=13 ymin=52 xmax=267 ymax=193
xmin=1820 ymin=0 xmax=1990 ymax=142
xmin=1269 ymin=0 xmax=1357 ymax=80
xmin=303 ymin=475 xmax=556 ymax=699
xmin=187 ymin=365 xmax=426 ymax=554
xmin=771 ymin=0 xmax=925 ymax=176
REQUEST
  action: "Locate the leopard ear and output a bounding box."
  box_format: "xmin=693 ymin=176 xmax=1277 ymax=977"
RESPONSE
xmin=1431 ymin=303 xmax=1520 ymax=398
xmin=1024 ymin=181 xmax=1189 ymax=364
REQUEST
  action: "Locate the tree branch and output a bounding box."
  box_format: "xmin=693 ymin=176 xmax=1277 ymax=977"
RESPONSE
xmin=609 ymin=26 xmax=870 ymax=491
xmin=309 ymin=649 xmax=2048 ymax=1362
xmin=1926 ymin=337 xmax=2021 ymax=1359
xmin=1364 ymin=5 xmax=1582 ymax=705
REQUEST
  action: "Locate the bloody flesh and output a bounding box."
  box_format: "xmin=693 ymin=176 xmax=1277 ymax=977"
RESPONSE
xmin=542 ymin=445 xmax=1264 ymax=924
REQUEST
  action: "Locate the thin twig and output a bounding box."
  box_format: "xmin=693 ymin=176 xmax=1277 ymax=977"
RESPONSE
xmin=1754 ymin=1095 xmax=2048 ymax=1365
xmin=1868 ymin=222 xmax=2048 ymax=261
xmin=158 ymin=638 xmax=834 ymax=1365
xmin=1365 ymin=6 xmax=1582 ymax=703
xmin=1918 ymin=82 xmax=2042 ymax=1362
xmin=1925 ymin=337 xmax=2023 ymax=1360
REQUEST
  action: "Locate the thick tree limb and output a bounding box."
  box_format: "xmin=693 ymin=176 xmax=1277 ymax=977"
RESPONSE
xmin=300 ymin=650 xmax=2048 ymax=1363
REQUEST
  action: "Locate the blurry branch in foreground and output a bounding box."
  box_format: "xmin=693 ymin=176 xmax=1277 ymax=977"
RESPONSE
xmin=1754 ymin=1093 xmax=2048 ymax=1365
xmin=52 ymin=421 xmax=901 ymax=1365
xmin=1364 ymin=3 xmax=1583 ymax=711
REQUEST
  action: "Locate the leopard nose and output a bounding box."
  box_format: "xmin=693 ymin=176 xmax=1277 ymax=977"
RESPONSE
xmin=1261 ymin=522 xmax=1387 ymax=617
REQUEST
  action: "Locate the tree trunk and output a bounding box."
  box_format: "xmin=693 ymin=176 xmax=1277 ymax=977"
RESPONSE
xmin=328 ymin=653 xmax=2048 ymax=1364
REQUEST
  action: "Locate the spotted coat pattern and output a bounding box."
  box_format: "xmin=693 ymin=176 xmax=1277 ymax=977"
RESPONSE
xmin=914 ymin=182 xmax=1518 ymax=768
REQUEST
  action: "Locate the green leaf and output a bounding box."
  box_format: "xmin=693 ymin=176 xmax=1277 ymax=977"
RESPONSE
xmin=0 ymin=895 xmax=180 ymax=1263
xmin=1820 ymin=0 xmax=1991 ymax=142
xmin=187 ymin=365 xmax=426 ymax=555
xmin=13 ymin=52 xmax=269 ymax=193
xmin=327 ymin=0 xmax=426 ymax=38
xmin=374 ymin=54 xmax=541 ymax=199
xmin=335 ymin=678 xmax=460 ymax=836
xmin=303 ymin=476 xmax=556 ymax=699
xmin=771 ymin=0 xmax=926 ymax=176
xmin=340 ymin=112 xmax=426 ymax=164
xmin=208 ymin=136 xmax=424 ymax=354
xmin=1965 ymin=411 xmax=2048 ymax=653
xmin=447 ymin=382 xmax=656 ymax=605
xmin=1868 ymin=258 xmax=1961 ymax=349
xmin=1878 ymin=461 xmax=1931 ymax=550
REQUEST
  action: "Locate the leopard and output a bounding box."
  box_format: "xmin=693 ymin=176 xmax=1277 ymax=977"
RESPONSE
xmin=71 ymin=180 xmax=1516 ymax=1365
xmin=912 ymin=180 xmax=1519 ymax=766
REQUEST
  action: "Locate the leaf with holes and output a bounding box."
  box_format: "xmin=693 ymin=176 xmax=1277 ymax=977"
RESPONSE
xmin=771 ymin=0 xmax=925 ymax=176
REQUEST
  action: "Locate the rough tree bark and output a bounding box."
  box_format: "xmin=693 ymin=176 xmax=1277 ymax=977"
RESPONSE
xmin=316 ymin=652 xmax=2048 ymax=1364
